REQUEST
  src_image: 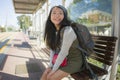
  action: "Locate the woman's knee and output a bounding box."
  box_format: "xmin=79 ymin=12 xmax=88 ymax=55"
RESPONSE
xmin=47 ymin=76 xmax=58 ymax=80
xmin=47 ymin=70 xmax=69 ymax=80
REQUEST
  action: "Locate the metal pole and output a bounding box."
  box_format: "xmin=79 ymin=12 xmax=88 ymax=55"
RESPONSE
xmin=110 ymin=0 xmax=120 ymax=80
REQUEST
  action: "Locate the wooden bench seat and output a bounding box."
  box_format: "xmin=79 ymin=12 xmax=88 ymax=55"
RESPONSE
xmin=71 ymin=35 xmax=117 ymax=80
xmin=71 ymin=63 xmax=108 ymax=80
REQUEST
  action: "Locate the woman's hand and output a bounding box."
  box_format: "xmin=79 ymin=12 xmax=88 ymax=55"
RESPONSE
xmin=45 ymin=67 xmax=52 ymax=74
xmin=47 ymin=70 xmax=56 ymax=79
xmin=40 ymin=67 xmax=52 ymax=80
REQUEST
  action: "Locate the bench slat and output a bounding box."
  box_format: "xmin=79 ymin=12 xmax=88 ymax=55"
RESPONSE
xmin=92 ymin=35 xmax=117 ymax=41
xmin=91 ymin=53 xmax=113 ymax=61
xmin=94 ymin=44 xmax=115 ymax=51
xmin=94 ymin=41 xmax=116 ymax=45
xmin=90 ymin=56 xmax=113 ymax=65
xmin=94 ymin=48 xmax=114 ymax=55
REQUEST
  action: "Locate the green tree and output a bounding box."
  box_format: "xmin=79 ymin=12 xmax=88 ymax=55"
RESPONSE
xmin=0 ymin=27 xmax=6 ymax=32
xmin=17 ymin=15 xmax=32 ymax=33
xmin=73 ymin=0 xmax=82 ymax=4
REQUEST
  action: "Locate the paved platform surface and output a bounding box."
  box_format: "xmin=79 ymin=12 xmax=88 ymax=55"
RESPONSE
xmin=0 ymin=32 xmax=74 ymax=80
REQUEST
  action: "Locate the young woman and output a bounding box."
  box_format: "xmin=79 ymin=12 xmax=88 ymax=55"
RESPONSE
xmin=40 ymin=5 xmax=83 ymax=80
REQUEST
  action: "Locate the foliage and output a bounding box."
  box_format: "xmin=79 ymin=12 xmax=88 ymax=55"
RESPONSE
xmin=117 ymin=64 xmax=120 ymax=80
xmin=88 ymin=58 xmax=103 ymax=67
xmin=7 ymin=27 xmax=13 ymax=31
xmin=0 ymin=27 xmax=6 ymax=32
xmin=118 ymin=64 xmax=120 ymax=73
xmin=17 ymin=15 xmax=32 ymax=30
xmin=72 ymin=0 xmax=82 ymax=4
xmin=68 ymin=0 xmax=112 ymax=21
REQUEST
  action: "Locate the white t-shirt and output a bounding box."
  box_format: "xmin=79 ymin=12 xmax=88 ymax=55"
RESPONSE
xmin=49 ymin=26 xmax=77 ymax=71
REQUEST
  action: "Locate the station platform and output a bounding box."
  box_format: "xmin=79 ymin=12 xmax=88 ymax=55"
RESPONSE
xmin=0 ymin=32 xmax=73 ymax=80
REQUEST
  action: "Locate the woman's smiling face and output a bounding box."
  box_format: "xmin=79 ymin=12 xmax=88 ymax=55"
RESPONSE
xmin=50 ymin=7 xmax=64 ymax=27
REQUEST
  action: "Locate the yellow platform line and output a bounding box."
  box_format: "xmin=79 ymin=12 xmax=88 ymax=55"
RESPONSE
xmin=0 ymin=35 xmax=14 ymax=53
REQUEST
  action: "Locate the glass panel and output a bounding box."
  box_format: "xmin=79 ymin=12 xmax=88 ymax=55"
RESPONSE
xmin=66 ymin=0 xmax=112 ymax=36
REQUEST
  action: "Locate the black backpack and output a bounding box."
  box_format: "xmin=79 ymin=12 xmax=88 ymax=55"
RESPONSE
xmin=71 ymin=22 xmax=98 ymax=80
xmin=71 ymin=22 xmax=94 ymax=56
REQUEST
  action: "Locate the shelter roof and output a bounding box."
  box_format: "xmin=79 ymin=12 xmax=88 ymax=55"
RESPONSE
xmin=12 ymin=0 xmax=46 ymax=14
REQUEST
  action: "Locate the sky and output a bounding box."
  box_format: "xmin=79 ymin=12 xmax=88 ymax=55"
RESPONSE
xmin=0 ymin=0 xmax=20 ymax=27
xmin=0 ymin=0 xmax=73 ymax=28
xmin=0 ymin=0 xmax=62 ymax=28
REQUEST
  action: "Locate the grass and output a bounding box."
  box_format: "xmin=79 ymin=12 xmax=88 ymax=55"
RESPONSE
xmin=88 ymin=58 xmax=120 ymax=80
xmin=117 ymin=64 xmax=120 ymax=80
xmin=88 ymin=58 xmax=103 ymax=67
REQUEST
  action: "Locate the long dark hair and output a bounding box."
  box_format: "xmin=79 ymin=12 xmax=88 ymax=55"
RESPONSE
xmin=44 ymin=5 xmax=71 ymax=50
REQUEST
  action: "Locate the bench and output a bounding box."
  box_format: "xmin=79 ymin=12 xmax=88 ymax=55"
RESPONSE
xmin=70 ymin=35 xmax=117 ymax=80
xmin=40 ymin=35 xmax=117 ymax=80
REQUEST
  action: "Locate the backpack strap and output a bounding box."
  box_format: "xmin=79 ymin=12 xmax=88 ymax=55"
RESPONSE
xmin=82 ymin=52 xmax=98 ymax=80
xmin=71 ymin=25 xmax=89 ymax=56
